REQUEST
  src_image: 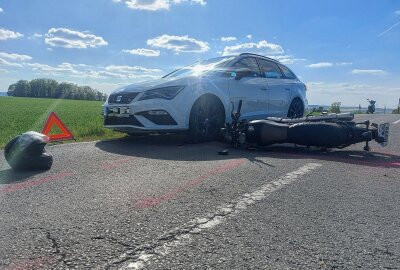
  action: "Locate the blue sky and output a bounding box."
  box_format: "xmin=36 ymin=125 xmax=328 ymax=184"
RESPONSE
xmin=1 ymin=0 xmax=399 ymax=107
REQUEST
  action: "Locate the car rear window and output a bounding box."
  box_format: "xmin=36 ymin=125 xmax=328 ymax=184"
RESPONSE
xmin=278 ymin=64 xmax=297 ymax=79
xmin=258 ymin=59 xmax=284 ymax=79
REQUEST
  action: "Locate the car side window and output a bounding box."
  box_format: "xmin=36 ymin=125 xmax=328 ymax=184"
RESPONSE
xmin=231 ymin=57 xmax=261 ymax=78
xmin=258 ymin=59 xmax=283 ymax=79
xmin=278 ymin=64 xmax=297 ymax=79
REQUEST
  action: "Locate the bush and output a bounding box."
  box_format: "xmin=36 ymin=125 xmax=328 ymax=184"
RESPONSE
xmin=329 ymin=102 xmax=341 ymax=113
xmin=392 ymin=108 xmax=400 ymax=114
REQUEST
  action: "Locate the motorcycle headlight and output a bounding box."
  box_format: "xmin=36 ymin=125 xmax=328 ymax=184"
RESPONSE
xmin=138 ymin=86 xmax=184 ymax=101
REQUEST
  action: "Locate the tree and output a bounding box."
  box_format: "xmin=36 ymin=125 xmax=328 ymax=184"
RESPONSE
xmin=7 ymin=83 xmax=16 ymax=96
xmin=329 ymin=102 xmax=341 ymax=113
xmin=7 ymin=78 xmax=106 ymax=101
xmin=13 ymin=80 xmax=31 ymax=97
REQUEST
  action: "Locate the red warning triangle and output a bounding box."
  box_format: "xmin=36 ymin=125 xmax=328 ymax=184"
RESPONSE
xmin=41 ymin=112 xmax=74 ymax=142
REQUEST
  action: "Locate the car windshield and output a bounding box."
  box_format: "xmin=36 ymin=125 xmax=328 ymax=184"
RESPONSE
xmin=163 ymin=56 xmax=235 ymax=78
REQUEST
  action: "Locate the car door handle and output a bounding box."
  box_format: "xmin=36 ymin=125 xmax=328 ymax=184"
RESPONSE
xmin=285 ymin=88 xmax=291 ymax=91
xmin=260 ymin=86 xmax=268 ymax=90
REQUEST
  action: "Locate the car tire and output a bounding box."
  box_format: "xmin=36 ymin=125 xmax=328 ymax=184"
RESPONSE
xmin=187 ymin=96 xmax=225 ymax=143
xmin=287 ymin=98 xmax=304 ymax=119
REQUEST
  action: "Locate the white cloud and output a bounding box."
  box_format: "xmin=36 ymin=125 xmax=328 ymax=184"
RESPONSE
xmin=45 ymin=28 xmax=108 ymax=49
xmin=307 ymin=62 xmax=352 ymax=68
xmin=222 ymin=40 xmax=284 ymax=56
xmin=0 ymin=52 xmax=31 ymax=68
xmin=115 ymin=0 xmax=206 ymax=11
xmin=27 ymin=62 xmax=80 ymax=74
xmin=125 ymin=0 xmax=169 ymax=11
xmin=0 ymin=58 xmax=23 ymax=67
xmin=147 ymin=34 xmax=209 ymax=53
xmin=395 ymin=10 xmax=400 ymax=15
xmin=0 ymin=28 xmax=23 ymax=40
xmin=307 ymin=62 xmax=334 ymax=68
xmin=174 ymin=0 xmax=206 ymax=5
xmin=105 ymin=65 xmax=161 ymax=73
xmin=0 ymin=7 xmax=3 ymax=13
xmin=336 ymin=62 xmax=352 ymax=66
xmin=123 ymin=48 xmax=160 ymax=57
xmin=221 ymin=36 xmax=237 ymax=42
xmin=352 ymin=69 xmax=386 ymax=75
xmin=268 ymin=55 xmax=306 ymax=65
xmin=246 ymin=34 xmax=252 ymax=39
xmin=0 ymin=52 xmax=32 ymax=61
xmin=28 ymin=33 xmax=43 ymax=40
xmin=26 ymin=62 xmax=162 ymax=80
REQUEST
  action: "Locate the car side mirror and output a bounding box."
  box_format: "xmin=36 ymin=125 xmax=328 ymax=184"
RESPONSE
xmin=230 ymin=68 xmax=253 ymax=80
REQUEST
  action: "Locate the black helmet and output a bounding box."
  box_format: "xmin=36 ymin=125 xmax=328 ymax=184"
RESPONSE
xmin=4 ymin=132 xmax=53 ymax=171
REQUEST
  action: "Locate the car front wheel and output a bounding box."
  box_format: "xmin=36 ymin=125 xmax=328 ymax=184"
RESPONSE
xmin=287 ymin=98 xmax=304 ymax=119
xmin=187 ymin=97 xmax=225 ymax=143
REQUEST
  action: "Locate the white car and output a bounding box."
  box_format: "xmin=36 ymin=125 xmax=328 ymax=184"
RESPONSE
xmin=104 ymin=53 xmax=308 ymax=142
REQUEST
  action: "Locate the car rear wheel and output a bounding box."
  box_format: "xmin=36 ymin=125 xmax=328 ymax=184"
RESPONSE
xmin=187 ymin=96 xmax=225 ymax=143
xmin=287 ymin=98 xmax=304 ymax=119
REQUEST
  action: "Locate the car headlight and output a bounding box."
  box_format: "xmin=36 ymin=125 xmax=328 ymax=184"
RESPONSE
xmin=138 ymin=86 xmax=184 ymax=101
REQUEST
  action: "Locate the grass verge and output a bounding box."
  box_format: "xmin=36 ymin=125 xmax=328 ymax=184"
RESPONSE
xmin=0 ymin=97 xmax=125 ymax=149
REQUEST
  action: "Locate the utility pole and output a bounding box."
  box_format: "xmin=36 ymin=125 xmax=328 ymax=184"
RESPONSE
xmin=398 ymin=98 xmax=400 ymax=114
xmin=384 ymin=105 xmax=386 ymax=114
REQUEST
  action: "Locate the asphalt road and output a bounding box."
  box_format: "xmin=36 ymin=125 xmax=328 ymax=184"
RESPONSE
xmin=1 ymin=114 xmax=400 ymax=270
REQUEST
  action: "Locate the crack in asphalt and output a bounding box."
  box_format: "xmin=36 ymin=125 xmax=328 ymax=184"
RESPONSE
xmin=27 ymin=227 xmax=68 ymax=268
xmin=91 ymin=235 xmax=136 ymax=249
xmin=100 ymin=163 xmax=322 ymax=270
xmin=102 ymin=210 xmax=236 ymax=269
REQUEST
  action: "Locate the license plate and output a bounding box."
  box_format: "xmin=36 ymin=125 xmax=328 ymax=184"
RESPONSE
xmin=378 ymin=123 xmax=389 ymax=147
xmin=108 ymin=107 xmax=130 ymax=117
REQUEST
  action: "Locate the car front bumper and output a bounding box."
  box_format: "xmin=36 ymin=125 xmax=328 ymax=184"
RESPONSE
xmin=103 ymin=96 xmax=190 ymax=133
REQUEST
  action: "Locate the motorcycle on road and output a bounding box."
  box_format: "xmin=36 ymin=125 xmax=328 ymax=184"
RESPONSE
xmin=222 ymin=100 xmax=389 ymax=152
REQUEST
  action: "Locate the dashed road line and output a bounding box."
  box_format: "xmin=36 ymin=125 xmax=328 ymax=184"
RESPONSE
xmin=393 ymin=119 xmax=400 ymax=124
xmin=101 ymin=162 xmax=322 ymax=270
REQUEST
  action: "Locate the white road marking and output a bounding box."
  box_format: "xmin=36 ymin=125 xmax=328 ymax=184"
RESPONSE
xmin=393 ymin=119 xmax=400 ymax=124
xmin=109 ymin=163 xmax=322 ymax=270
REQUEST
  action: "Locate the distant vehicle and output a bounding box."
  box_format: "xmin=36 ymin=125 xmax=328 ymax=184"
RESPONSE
xmin=367 ymin=99 xmax=376 ymax=114
xmin=103 ymin=53 xmax=308 ymax=142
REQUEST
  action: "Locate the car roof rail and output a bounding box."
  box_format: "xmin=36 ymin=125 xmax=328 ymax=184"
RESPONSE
xmin=238 ymin=53 xmax=280 ymax=63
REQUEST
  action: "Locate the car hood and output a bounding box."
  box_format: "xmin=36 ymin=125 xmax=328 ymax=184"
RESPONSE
xmin=112 ymin=77 xmax=189 ymax=94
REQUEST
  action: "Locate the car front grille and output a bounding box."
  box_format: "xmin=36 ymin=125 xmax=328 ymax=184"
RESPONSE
xmin=108 ymin=93 xmax=139 ymax=104
xmin=104 ymin=116 xmax=144 ymax=127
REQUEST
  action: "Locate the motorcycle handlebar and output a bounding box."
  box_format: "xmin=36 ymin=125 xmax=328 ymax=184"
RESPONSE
xmin=237 ymin=100 xmax=242 ymax=114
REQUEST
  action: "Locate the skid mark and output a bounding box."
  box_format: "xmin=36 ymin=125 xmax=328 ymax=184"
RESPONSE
xmin=135 ymin=159 xmax=246 ymax=208
xmin=0 ymin=172 xmax=73 ymax=194
xmin=4 ymin=256 xmax=56 ymax=270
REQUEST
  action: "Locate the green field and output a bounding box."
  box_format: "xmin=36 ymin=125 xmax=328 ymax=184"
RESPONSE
xmin=0 ymin=97 xmax=125 ymax=148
